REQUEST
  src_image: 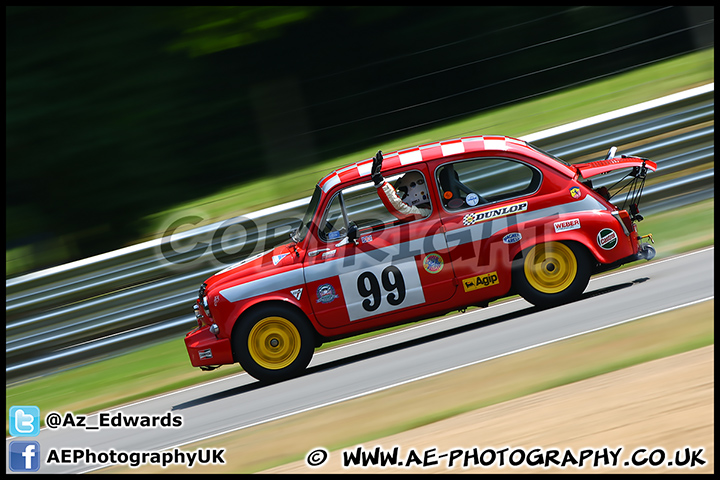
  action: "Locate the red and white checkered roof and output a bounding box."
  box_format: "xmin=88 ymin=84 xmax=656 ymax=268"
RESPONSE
xmin=318 ymin=135 xmax=528 ymax=192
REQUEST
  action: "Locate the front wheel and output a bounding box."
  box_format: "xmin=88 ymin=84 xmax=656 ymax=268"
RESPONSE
xmin=513 ymin=241 xmax=591 ymax=308
xmin=233 ymin=305 xmax=316 ymax=383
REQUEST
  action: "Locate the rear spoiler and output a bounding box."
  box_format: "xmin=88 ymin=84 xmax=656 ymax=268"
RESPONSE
xmin=574 ymin=156 xmax=657 ymax=179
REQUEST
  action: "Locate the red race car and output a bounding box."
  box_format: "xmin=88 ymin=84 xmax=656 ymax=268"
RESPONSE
xmin=185 ymin=136 xmax=657 ymax=382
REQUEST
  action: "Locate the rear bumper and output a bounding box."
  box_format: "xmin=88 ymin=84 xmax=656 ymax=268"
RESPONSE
xmin=185 ymin=326 xmax=234 ymax=368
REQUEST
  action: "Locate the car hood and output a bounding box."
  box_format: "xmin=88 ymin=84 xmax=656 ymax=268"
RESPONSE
xmin=206 ymin=243 xmax=301 ymax=293
xmin=574 ymin=156 xmax=657 ymax=178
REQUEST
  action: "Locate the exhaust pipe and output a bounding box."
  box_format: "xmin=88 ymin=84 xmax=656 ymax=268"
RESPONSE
xmin=637 ymin=243 xmax=656 ymax=261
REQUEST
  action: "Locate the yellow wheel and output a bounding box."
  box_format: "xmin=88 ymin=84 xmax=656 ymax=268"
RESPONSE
xmin=523 ymin=242 xmax=577 ymax=294
xmin=234 ymin=305 xmax=316 ymax=383
xmin=514 ymin=241 xmax=591 ymax=308
xmin=247 ymin=316 xmax=302 ymax=370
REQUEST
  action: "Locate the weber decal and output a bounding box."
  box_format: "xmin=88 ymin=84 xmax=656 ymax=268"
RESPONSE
xmin=462 ymin=201 xmax=528 ymax=226
xmin=597 ymin=228 xmax=618 ymax=250
xmin=462 ymin=271 xmax=500 ymax=292
xmin=554 ymin=218 xmax=581 ymax=233
xmin=422 ymin=253 xmax=444 ymax=274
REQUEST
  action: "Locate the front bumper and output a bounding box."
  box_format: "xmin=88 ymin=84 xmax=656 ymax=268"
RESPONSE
xmin=185 ymin=326 xmax=234 ymax=368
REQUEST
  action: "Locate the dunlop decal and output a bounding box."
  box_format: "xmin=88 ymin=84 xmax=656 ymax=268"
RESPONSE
xmin=462 ymin=201 xmax=528 ymax=226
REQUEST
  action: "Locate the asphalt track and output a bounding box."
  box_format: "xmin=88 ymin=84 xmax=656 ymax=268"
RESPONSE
xmin=6 ymin=247 xmax=714 ymax=474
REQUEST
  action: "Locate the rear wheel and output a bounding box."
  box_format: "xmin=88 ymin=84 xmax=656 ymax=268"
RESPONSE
xmin=233 ymin=305 xmax=315 ymax=383
xmin=514 ymin=241 xmax=591 ymax=308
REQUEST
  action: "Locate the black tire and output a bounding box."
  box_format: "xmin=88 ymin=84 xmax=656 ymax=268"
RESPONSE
xmin=233 ymin=304 xmax=316 ymax=383
xmin=513 ymin=241 xmax=591 ymax=308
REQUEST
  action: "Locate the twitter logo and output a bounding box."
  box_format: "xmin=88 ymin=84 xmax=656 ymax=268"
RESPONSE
xmin=9 ymin=406 xmax=40 ymax=437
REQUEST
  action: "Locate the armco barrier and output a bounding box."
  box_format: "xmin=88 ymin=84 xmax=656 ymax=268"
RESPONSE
xmin=5 ymin=83 xmax=714 ymax=381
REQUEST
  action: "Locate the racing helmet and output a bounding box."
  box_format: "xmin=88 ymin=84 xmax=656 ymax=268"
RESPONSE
xmin=395 ymin=171 xmax=429 ymax=207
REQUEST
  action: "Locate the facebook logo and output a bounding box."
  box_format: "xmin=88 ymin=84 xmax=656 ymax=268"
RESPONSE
xmin=9 ymin=406 xmax=40 ymax=437
xmin=9 ymin=441 xmax=41 ymax=472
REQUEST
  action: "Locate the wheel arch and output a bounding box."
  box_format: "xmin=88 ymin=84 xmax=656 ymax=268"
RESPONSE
xmin=510 ymin=238 xmax=595 ymax=307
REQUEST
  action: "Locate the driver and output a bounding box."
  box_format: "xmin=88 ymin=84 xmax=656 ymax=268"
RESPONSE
xmin=370 ymin=150 xmax=431 ymax=221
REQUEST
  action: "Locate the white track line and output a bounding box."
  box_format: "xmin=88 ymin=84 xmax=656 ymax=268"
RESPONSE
xmin=79 ymin=271 xmax=714 ymax=472
xmin=72 ymin=247 xmax=715 ymax=473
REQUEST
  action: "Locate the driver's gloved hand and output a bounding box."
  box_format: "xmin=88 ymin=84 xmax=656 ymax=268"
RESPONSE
xmin=371 ymin=150 xmax=384 ymax=187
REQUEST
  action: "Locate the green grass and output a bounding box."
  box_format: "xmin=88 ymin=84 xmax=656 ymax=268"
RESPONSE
xmin=140 ymin=48 xmax=714 ymax=240
xmin=641 ymin=200 xmax=715 ymax=256
xmin=5 ymin=48 xmax=714 ymax=276
xmin=5 ymin=48 xmax=715 ymax=434
xmin=104 ymin=299 xmax=714 ymax=473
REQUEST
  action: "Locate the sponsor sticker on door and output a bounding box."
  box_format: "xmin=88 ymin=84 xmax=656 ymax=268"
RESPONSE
xmin=597 ymin=228 xmax=618 ymax=250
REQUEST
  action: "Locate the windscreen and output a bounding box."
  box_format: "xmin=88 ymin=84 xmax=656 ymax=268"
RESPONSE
xmin=291 ymin=186 xmax=322 ymax=243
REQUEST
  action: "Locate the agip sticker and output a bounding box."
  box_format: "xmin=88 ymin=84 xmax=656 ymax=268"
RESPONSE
xmin=462 ymin=271 xmax=500 ymax=292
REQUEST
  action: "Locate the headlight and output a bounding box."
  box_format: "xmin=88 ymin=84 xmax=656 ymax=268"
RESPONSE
xmin=193 ymin=304 xmax=203 ymax=328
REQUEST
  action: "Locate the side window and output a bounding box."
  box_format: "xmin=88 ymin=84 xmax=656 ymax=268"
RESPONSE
xmin=319 ymin=171 xmax=431 ymax=242
xmin=436 ymin=158 xmax=540 ymax=210
xmin=320 ymin=181 xmax=397 ymax=242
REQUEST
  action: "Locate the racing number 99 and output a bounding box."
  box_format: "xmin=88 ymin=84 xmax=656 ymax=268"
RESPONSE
xmin=357 ymin=266 xmax=406 ymax=312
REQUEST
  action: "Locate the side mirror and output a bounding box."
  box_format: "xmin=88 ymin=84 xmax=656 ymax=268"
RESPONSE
xmin=347 ymin=223 xmax=358 ymax=242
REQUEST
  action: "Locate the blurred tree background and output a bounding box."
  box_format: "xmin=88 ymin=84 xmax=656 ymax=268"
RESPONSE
xmin=5 ymin=6 xmax=713 ymax=275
